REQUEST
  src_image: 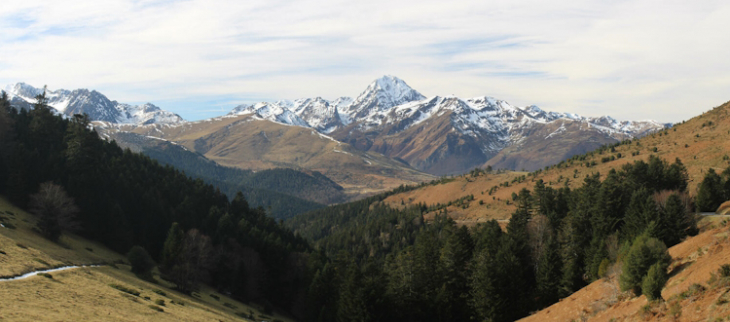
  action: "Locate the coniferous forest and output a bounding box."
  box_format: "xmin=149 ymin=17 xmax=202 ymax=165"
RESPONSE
xmin=287 ymin=154 xmax=701 ymax=321
xmin=3 ymin=90 xmax=729 ymax=321
xmin=0 ymin=92 xmax=312 ymax=315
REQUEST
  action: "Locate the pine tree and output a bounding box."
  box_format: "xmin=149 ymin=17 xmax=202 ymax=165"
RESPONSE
xmin=127 ymin=245 xmax=156 ymax=277
xmin=535 ymin=235 xmax=562 ymax=307
xmin=659 ymin=193 xmax=692 ymax=246
xmin=622 ymin=189 xmax=657 ymax=240
xmin=642 ymin=262 xmax=668 ymax=301
xmin=438 ymin=226 xmax=474 ymax=321
xmin=470 ymin=248 xmax=504 ymax=322
xmin=161 ymin=222 xmax=184 ymax=271
xmin=696 ymin=168 xmax=724 ymax=212
xmin=337 ymin=263 xmax=370 ymax=322
xmin=619 ymin=233 xmax=671 ymax=295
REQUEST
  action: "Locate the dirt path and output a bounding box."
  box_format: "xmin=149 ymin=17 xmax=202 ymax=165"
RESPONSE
xmin=0 ymin=265 xmax=101 ymax=282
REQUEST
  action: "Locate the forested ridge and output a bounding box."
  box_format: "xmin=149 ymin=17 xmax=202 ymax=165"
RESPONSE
xmin=288 ymin=152 xmax=711 ymax=321
xmin=0 ymin=91 xmax=313 ymax=316
xmin=129 ymin=134 xmax=346 ymax=218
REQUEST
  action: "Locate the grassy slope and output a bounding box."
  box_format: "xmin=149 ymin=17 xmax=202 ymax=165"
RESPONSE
xmin=0 ymin=197 xmax=293 ymax=322
xmin=382 ymin=100 xmax=730 ymax=224
xmin=111 ymin=115 xmax=435 ymax=199
xmin=519 ymin=216 xmax=730 ymax=322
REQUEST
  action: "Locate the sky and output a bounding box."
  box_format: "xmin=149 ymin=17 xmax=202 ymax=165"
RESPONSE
xmin=1 ymin=0 xmax=729 ymax=122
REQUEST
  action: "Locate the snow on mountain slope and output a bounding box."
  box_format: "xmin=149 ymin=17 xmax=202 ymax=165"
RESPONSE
xmin=224 ymin=75 xmax=665 ymax=148
xmin=229 ymin=102 xmax=309 ymax=127
xmin=3 ymin=83 xmax=184 ymax=125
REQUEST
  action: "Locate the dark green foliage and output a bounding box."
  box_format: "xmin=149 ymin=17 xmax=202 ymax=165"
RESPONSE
xmin=642 ymin=262 xmax=668 ymax=301
xmin=720 ymin=264 xmax=730 ymax=278
xmin=127 ymin=246 xmax=155 ymax=276
xmin=138 ymin=140 xmax=335 ymax=218
xmin=696 ymin=168 xmax=724 ymax=212
xmin=535 ymin=236 xmax=562 ymax=307
xmin=110 ymin=284 xmax=141 ymax=296
xmin=0 ymin=94 xmax=310 ymax=317
xmin=161 ymin=223 xmax=184 ymax=272
xmin=148 ymin=305 xmax=164 ymax=312
xmin=286 ymin=152 xmax=695 ymax=321
xmin=620 ymin=233 xmax=671 ymax=295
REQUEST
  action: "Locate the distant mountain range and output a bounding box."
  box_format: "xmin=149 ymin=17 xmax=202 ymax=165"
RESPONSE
xmin=3 ymin=83 xmax=183 ymax=125
xmin=4 ymin=77 xmax=668 ymax=175
xmin=224 ymin=75 xmax=667 ymax=173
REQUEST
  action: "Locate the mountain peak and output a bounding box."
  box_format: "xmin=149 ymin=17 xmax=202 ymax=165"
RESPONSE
xmin=368 ymin=75 xmax=424 ymax=104
xmin=344 ymin=75 xmax=426 ymax=119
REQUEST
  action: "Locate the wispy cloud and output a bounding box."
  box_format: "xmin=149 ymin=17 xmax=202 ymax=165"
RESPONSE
xmin=1 ymin=0 xmax=729 ymax=122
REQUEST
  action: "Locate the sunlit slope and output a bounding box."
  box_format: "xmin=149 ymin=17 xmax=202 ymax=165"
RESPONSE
xmin=0 ymin=197 xmax=293 ymax=322
xmin=104 ymin=115 xmax=434 ymax=199
xmin=519 ymin=217 xmax=730 ymax=322
xmin=383 ymin=100 xmax=730 ymax=223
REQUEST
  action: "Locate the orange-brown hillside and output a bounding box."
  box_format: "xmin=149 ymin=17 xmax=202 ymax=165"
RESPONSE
xmin=97 ymin=115 xmax=435 ymax=200
xmin=383 ymin=100 xmax=730 ymax=224
xmin=519 ymin=216 xmax=730 ymax=322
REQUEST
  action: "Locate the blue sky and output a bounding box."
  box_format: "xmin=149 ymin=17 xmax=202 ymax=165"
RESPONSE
xmin=1 ymin=0 xmax=730 ymax=122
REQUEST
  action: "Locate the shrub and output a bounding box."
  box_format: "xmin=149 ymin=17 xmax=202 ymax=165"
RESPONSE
xmin=109 ymin=284 xmax=140 ymax=296
xmin=224 ymin=302 xmax=237 ymax=309
xmin=620 ymin=233 xmax=671 ymax=295
xmin=127 ymin=246 xmax=155 ymax=276
xmin=33 ymin=258 xmax=50 ymax=266
xmin=641 ymin=262 xmax=668 ymax=301
xmin=679 ymin=283 xmax=705 ymax=299
xmin=597 ymin=259 xmax=611 ymax=278
xmin=153 ymin=289 xmax=167 ymax=297
xmin=155 ymin=299 xmax=165 ymax=306
xmin=38 ymin=273 xmax=53 ymax=279
xmin=148 ymin=305 xmax=164 ymax=312
xmin=210 ymin=294 xmax=220 ymax=301
xmin=668 ymin=300 xmax=682 ymax=318
xmin=719 ymin=264 xmax=730 ymax=278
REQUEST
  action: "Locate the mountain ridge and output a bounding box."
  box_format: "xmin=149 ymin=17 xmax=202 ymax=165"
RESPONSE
xmin=3 ymin=82 xmax=184 ymax=125
xmin=5 ymin=76 xmax=668 ymax=175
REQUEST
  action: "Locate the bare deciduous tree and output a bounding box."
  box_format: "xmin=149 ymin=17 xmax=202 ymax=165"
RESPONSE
xmin=29 ymin=182 xmax=80 ymax=241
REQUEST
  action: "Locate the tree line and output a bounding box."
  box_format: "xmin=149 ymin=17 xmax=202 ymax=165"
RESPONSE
xmin=288 ymin=155 xmax=698 ymax=321
xmin=0 ymin=91 xmax=312 ymax=316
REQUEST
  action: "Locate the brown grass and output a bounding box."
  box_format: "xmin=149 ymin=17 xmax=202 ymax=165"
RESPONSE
xmin=384 ymin=101 xmax=730 ymax=225
xmin=101 ymin=115 xmax=435 ymax=200
xmin=0 ymin=196 xmax=293 ymax=322
xmin=519 ymin=216 xmax=730 ymax=322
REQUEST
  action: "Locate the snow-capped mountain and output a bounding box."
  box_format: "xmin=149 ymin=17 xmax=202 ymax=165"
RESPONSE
xmin=6 ymin=76 xmax=667 ymax=175
xmin=3 ymin=83 xmax=184 ymax=125
xmin=227 ymin=75 xmax=664 ymax=141
xmin=224 ymin=75 xmax=667 ymax=174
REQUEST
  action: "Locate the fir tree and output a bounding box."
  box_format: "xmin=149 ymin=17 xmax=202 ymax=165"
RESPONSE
xmin=535 ymin=235 xmax=562 ymax=307
xmin=696 ymin=168 xmax=724 ymax=212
